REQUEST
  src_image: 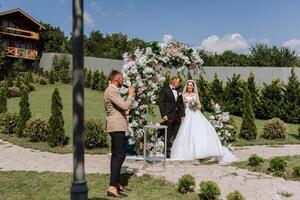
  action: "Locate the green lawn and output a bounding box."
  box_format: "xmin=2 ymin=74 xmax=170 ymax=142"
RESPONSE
xmin=1 ymin=83 xmax=300 ymax=154
xmin=232 ymin=155 xmax=300 ymax=182
xmin=0 ymin=171 xmax=197 ymax=200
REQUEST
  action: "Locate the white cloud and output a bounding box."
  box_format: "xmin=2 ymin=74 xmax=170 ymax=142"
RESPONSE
xmin=84 ymin=11 xmax=95 ymax=29
xmin=200 ymin=33 xmax=250 ymax=54
xmin=283 ymin=39 xmax=300 ymax=54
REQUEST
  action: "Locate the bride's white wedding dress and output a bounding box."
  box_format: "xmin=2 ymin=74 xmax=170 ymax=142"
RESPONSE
xmin=170 ymin=95 xmax=238 ymax=164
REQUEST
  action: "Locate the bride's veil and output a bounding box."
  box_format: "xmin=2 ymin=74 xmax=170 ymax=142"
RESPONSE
xmin=182 ymin=80 xmax=200 ymax=103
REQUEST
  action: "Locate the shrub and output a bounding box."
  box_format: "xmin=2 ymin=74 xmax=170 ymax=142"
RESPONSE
xmin=49 ymin=70 xmax=55 ymax=84
xmin=298 ymin=126 xmax=300 ymax=138
xmin=8 ymin=86 xmax=21 ymax=98
xmin=24 ymin=117 xmax=49 ymax=142
xmin=247 ymin=71 xmax=260 ymax=116
xmin=209 ymin=73 xmax=224 ymax=105
xmin=240 ymin=86 xmax=257 ymax=140
xmin=16 ymin=89 xmax=31 ymax=137
xmin=91 ymin=70 xmax=100 ymax=90
xmin=223 ymin=74 xmax=244 ymax=116
xmin=84 ymin=119 xmax=108 ymax=149
xmin=48 ymin=88 xmax=69 ymax=146
xmin=98 ymin=71 xmax=108 ymax=91
xmin=247 ymin=154 xmax=264 ymax=167
xmin=27 ymin=83 xmax=36 ymax=92
xmin=262 ymin=118 xmax=288 ymax=139
xmin=226 ymin=191 xmax=245 ymax=200
xmin=256 ymin=79 xmax=284 ymax=119
xmin=282 ymin=68 xmax=300 ymax=123
xmin=39 ymin=77 xmax=48 ymax=85
xmin=85 ymin=69 xmax=92 ymax=88
xmin=198 ymin=181 xmax=221 ymax=200
xmin=293 ymin=166 xmax=300 ymax=178
xmin=7 ymin=73 xmax=14 ymax=87
xmin=0 ymin=84 xmax=7 ymax=113
xmin=1 ymin=112 xmax=19 ymax=134
xmin=269 ymin=157 xmax=287 ymax=173
xmin=52 ymin=54 xmax=71 ymax=82
xmin=15 ymin=76 xmax=23 ymax=88
xmin=177 ymin=174 xmax=196 ymax=193
xmin=196 ymin=75 xmax=211 ymax=111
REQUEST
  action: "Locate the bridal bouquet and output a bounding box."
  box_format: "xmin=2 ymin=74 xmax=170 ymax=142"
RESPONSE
xmin=188 ymin=96 xmax=201 ymax=111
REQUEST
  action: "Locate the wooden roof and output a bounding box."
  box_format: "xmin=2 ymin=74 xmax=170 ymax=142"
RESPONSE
xmin=0 ymin=8 xmax=46 ymax=30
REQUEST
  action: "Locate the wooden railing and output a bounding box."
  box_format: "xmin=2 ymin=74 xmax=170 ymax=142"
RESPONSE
xmin=0 ymin=26 xmax=39 ymax=40
xmin=5 ymin=47 xmax=37 ymax=60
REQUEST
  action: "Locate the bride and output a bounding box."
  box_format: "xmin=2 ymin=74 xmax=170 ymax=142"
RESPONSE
xmin=170 ymin=80 xmax=238 ymax=163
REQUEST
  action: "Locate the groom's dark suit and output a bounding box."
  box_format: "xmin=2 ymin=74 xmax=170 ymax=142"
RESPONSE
xmin=159 ymin=86 xmax=185 ymax=158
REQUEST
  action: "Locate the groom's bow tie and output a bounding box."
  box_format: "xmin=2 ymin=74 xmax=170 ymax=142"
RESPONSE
xmin=171 ymin=88 xmax=176 ymax=90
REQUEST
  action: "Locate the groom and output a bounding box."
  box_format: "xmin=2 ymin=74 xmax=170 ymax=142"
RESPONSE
xmin=159 ymin=76 xmax=185 ymax=158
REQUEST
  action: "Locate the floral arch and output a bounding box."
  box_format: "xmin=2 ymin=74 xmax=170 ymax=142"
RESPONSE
xmin=121 ymin=35 xmax=204 ymax=145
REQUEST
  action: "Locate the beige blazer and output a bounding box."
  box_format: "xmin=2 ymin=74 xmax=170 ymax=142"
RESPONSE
xmin=104 ymin=84 xmax=134 ymax=133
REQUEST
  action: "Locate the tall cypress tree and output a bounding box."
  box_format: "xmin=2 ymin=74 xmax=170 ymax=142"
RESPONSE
xmin=247 ymin=71 xmax=260 ymax=116
xmin=7 ymin=73 xmax=14 ymax=87
xmin=85 ymin=69 xmax=92 ymax=88
xmin=16 ymin=88 xmax=31 ymax=137
xmin=98 ymin=70 xmax=108 ymax=91
xmin=0 ymin=81 xmax=8 ymax=113
xmin=91 ymin=70 xmax=100 ymax=90
xmin=49 ymin=70 xmax=55 ymax=84
xmin=209 ymin=73 xmax=224 ymax=105
xmin=282 ymin=68 xmax=300 ymax=123
xmin=240 ymin=85 xmax=257 ymax=140
xmin=196 ymin=74 xmax=210 ymax=111
xmin=256 ymin=79 xmax=284 ymax=119
xmin=223 ymin=73 xmax=244 ymax=116
xmin=48 ymin=88 xmax=69 ymax=146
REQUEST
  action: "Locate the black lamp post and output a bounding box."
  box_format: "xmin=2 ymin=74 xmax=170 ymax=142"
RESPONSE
xmin=70 ymin=0 xmax=88 ymax=199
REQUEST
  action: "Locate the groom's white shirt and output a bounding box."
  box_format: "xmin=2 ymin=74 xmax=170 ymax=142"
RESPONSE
xmin=170 ymin=85 xmax=178 ymax=102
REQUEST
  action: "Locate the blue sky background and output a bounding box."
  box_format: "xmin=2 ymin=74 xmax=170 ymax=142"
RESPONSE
xmin=1 ymin=0 xmax=300 ymax=53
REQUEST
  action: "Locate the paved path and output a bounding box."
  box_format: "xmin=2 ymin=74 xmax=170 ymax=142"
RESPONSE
xmin=1 ymin=139 xmax=300 ymax=200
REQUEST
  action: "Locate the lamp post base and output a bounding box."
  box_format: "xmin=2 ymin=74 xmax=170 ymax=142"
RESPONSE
xmin=70 ymin=181 xmax=88 ymax=200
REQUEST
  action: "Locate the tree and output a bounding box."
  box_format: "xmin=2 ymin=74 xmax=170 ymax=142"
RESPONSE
xmin=16 ymin=88 xmax=31 ymax=137
xmin=247 ymin=71 xmax=260 ymax=116
xmin=249 ymin=44 xmax=298 ymax=67
xmin=209 ymin=73 xmax=224 ymax=105
xmin=7 ymin=73 xmax=14 ymax=87
xmin=98 ymin=70 xmax=108 ymax=91
xmin=0 ymin=81 xmax=8 ymax=113
xmin=85 ymin=31 xmax=105 ymax=57
xmin=91 ymin=70 xmax=100 ymax=90
xmin=49 ymin=70 xmax=55 ymax=84
xmin=282 ymin=68 xmax=300 ymax=123
xmin=52 ymin=54 xmax=71 ymax=83
xmin=37 ymin=23 xmax=69 ymax=54
xmin=85 ymin=69 xmax=92 ymax=88
xmin=13 ymin=59 xmax=25 ymax=72
xmin=256 ymin=79 xmax=284 ymax=119
xmin=240 ymin=86 xmax=257 ymax=140
xmin=223 ymin=74 xmax=244 ymax=116
xmin=48 ymin=88 xmax=69 ymax=146
xmin=196 ymin=74 xmax=211 ymax=111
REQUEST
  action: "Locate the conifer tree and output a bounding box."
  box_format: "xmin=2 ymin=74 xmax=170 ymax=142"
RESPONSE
xmin=16 ymin=88 xmax=31 ymax=137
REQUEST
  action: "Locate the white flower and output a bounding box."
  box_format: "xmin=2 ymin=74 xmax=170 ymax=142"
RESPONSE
xmin=163 ymin=34 xmax=173 ymax=45
xmin=145 ymin=47 xmax=152 ymax=55
xmin=209 ymin=115 xmax=215 ymax=120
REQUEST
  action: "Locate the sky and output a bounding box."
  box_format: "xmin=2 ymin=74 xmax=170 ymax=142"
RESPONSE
xmin=1 ymin=0 xmax=300 ymax=54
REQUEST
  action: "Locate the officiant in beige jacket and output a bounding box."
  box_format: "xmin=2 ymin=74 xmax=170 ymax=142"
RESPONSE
xmin=104 ymin=70 xmax=135 ymax=197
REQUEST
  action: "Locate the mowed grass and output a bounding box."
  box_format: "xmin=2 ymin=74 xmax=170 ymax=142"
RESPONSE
xmin=2 ymin=83 xmax=109 ymax=154
xmin=0 ymin=171 xmax=197 ymax=200
xmin=1 ymin=83 xmax=300 ymax=154
xmin=232 ymin=155 xmax=300 ymax=182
